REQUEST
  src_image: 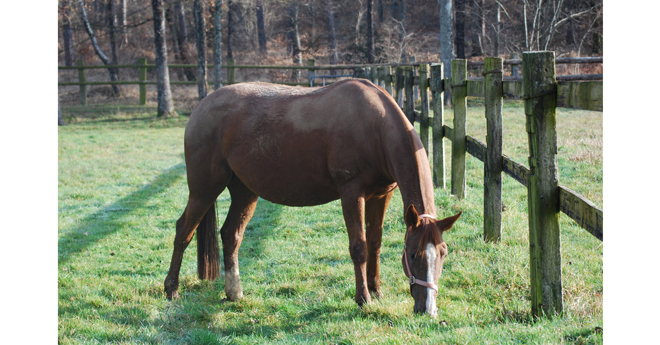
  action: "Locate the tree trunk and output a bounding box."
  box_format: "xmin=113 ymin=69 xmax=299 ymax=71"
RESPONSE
xmin=227 ymin=0 xmax=234 ymax=59
xmin=175 ymin=1 xmax=196 ymax=81
xmin=439 ymin=0 xmax=454 ymax=105
xmin=119 ymin=0 xmax=127 ymax=45
xmin=166 ymin=5 xmax=183 ymax=80
xmin=455 ymin=0 xmax=466 ymax=59
xmin=494 ymin=4 xmax=500 ymax=57
xmin=77 ymin=0 xmax=119 ymax=96
xmin=288 ymin=2 xmax=302 ymax=81
xmin=194 ymin=0 xmax=208 ymax=100
xmin=107 ymin=0 xmax=120 ymax=95
xmin=151 ymin=0 xmax=176 ymax=117
xmin=256 ymin=0 xmax=267 ymax=55
xmin=325 ymin=0 xmax=338 ymax=69
xmin=61 ymin=0 xmax=74 ymax=66
xmin=366 ymin=0 xmax=375 ymax=63
xmin=391 ymin=0 xmax=407 ymax=60
xmin=378 ymin=0 xmax=383 ymax=23
xmin=469 ymin=0 xmax=483 ymax=56
xmin=213 ymin=0 xmax=223 ymax=90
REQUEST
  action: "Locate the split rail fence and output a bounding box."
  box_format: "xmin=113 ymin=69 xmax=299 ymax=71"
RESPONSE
xmin=387 ymin=51 xmax=602 ymax=317
xmin=58 ymin=52 xmax=603 ymax=317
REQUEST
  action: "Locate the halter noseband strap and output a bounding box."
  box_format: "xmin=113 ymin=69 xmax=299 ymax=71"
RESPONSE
xmin=403 ymin=213 xmax=439 ymax=294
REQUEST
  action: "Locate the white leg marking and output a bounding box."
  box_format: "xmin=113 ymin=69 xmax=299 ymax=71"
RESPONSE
xmin=225 ymin=265 xmax=243 ymax=300
xmin=425 ymin=242 xmax=438 ymax=316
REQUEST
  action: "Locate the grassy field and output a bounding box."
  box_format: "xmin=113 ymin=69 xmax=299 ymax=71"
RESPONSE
xmin=58 ymin=100 xmax=602 ymax=344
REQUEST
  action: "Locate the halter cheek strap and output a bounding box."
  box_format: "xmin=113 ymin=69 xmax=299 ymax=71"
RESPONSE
xmin=403 ymin=213 xmax=439 ymax=294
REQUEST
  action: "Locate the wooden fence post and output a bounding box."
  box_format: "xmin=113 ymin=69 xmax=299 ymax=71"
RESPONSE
xmin=430 ymin=63 xmax=446 ymax=189
xmin=451 ymin=59 xmax=467 ymax=199
xmin=370 ymin=65 xmax=378 ymax=84
xmin=354 ymin=67 xmax=368 ymax=79
xmin=410 ymin=56 xmax=418 ymax=104
xmin=307 ymin=58 xmax=316 ymax=86
xmin=404 ymin=67 xmax=415 ymax=123
xmin=523 ymin=51 xmax=562 ymax=317
xmin=395 ymin=66 xmax=405 ymax=108
xmin=383 ymin=66 xmax=393 ymax=96
xmin=418 ymin=64 xmax=431 ymax=155
xmin=376 ymin=66 xmax=384 ymax=88
xmin=77 ymin=59 xmax=87 ymax=106
xmin=227 ymin=58 xmax=235 ymax=85
xmin=511 ymin=53 xmax=520 ymax=78
xmin=484 ymin=57 xmax=503 ymax=242
xmin=138 ymin=58 xmax=148 ymax=105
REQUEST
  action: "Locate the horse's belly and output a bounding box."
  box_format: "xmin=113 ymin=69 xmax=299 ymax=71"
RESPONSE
xmin=238 ymin=169 xmax=341 ymax=207
xmin=228 ymin=149 xmax=341 ymax=207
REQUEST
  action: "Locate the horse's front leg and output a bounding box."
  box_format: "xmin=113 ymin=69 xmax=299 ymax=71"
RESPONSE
xmin=364 ymin=190 xmax=394 ymax=299
xmin=340 ymin=188 xmax=370 ymax=306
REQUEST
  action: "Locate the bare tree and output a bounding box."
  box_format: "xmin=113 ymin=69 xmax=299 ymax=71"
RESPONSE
xmin=468 ymin=0 xmax=484 ymax=57
xmin=174 ymin=1 xmax=196 ymax=81
xmin=325 ymin=0 xmax=338 ymax=67
xmin=151 ymin=0 xmax=176 ymax=117
xmin=194 ymin=0 xmax=208 ymax=100
xmin=213 ymin=0 xmax=223 ymax=90
xmin=227 ymin=0 xmax=234 ymax=59
xmin=288 ymin=1 xmax=303 ymax=81
xmin=391 ymin=0 xmax=407 ymax=60
xmin=61 ymin=0 xmax=74 ymax=66
xmin=76 ymin=0 xmax=119 ymax=96
xmin=377 ymin=0 xmax=383 ymax=23
xmin=118 ymin=0 xmax=127 ymax=45
xmin=256 ymin=0 xmax=267 ymax=55
xmin=455 ymin=0 xmax=466 ymax=59
xmin=366 ymin=0 xmax=375 ymax=63
xmin=107 ymin=0 xmax=120 ymax=80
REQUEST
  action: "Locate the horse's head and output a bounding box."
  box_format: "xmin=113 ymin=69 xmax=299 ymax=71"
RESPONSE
xmin=402 ymin=204 xmax=461 ymax=317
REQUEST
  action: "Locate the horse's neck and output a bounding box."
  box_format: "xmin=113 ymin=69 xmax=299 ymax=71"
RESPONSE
xmin=386 ymin=123 xmax=437 ymax=217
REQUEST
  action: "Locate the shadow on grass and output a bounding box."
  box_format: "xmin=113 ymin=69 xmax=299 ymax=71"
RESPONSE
xmin=58 ymin=163 xmax=187 ymax=264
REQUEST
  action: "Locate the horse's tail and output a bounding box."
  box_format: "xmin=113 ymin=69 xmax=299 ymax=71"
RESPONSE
xmin=197 ymin=201 xmax=220 ymax=281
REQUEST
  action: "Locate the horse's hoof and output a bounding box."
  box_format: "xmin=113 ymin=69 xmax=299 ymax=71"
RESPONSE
xmin=166 ymin=290 xmax=179 ymax=300
xmin=369 ymin=288 xmax=384 ymax=299
xmin=225 ymin=291 xmax=243 ymax=301
xmin=355 ymin=294 xmax=371 ymax=307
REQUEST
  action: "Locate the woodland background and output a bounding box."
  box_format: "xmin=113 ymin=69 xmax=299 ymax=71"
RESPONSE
xmin=57 ymin=0 xmax=603 ymax=84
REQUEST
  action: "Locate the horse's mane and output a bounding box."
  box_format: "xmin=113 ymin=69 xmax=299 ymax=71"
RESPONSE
xmin=414 ymin=221 xmax=442 ymax=256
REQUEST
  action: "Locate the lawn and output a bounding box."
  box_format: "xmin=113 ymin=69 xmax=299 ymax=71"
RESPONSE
xmin=58 ymin=100 xmax=602 ymax=344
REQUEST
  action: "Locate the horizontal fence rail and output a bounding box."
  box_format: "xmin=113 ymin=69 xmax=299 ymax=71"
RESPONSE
xmin=59 ymin=56 xmax=603 ymax=109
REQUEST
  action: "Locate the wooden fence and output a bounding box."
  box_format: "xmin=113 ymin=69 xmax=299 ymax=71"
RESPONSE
xmin=58 ymin=52 xmax=603 ymax=317
xmin=422 ymin=52 xmax=602 ymax=317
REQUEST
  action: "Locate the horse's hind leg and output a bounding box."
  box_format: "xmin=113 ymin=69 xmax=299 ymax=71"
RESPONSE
xmin=220 ymin=177 xmax=259 ymax=301
xmin=164 ymin=163 xmax=231 ymax=300
xmin=165 ymin=196 xmax=221 ymax=299
xmin=365 ymin=190 xmax=394 ymax=299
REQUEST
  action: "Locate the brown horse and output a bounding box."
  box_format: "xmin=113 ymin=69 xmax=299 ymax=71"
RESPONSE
xmin=163 ymin=79 xmax=462 ymax=316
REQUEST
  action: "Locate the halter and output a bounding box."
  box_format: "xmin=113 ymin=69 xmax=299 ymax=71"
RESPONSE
xmin=402 ymin=214 xmax=439 ymax=294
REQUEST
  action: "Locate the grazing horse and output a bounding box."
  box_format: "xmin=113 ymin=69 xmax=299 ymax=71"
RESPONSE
xmin=163 ymin=79 xmax=462 ymax=316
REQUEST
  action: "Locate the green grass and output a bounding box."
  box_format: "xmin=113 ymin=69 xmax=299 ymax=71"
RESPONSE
xmin=58 ymin=101 xmax=602 ymax=344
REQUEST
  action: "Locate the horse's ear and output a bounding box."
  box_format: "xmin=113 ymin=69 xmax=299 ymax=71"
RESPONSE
xmin=405 ymin=204 xmax=420 ymax=228
xmin=436 ymin=212 xmax=462 ymax=232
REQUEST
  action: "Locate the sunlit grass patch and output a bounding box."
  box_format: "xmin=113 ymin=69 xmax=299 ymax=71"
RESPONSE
xmin=59 ymin=102 xmax=602 ymax=344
